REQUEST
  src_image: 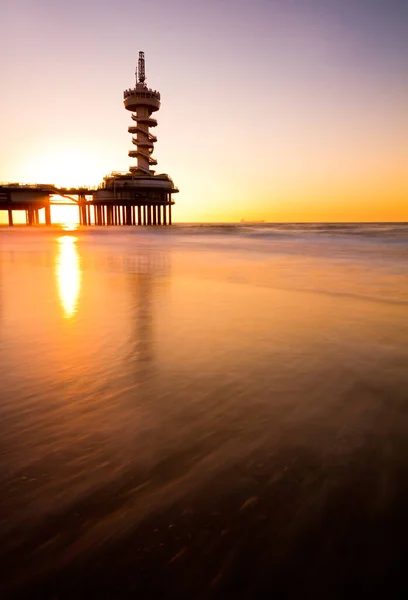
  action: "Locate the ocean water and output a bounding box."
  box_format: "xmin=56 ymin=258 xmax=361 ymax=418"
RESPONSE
xmin=0 ymin=223 xmax=408 ymax=598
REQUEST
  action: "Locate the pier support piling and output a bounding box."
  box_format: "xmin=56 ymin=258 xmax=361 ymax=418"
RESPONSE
xmin=45 ymin=205 xmax=51 ymax=226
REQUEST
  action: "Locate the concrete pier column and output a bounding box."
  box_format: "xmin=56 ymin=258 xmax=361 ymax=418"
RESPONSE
xmin=82 ymin=204 xmax=88 ymax=226
xmin=107 ymin=206 xmax=112 ymax=226
xmin=125 ymin=205 xmax=131 ymax=225
xmin=137 ymin=206 xmax=142 ymax=226
xmin=87 ymin=204 xmax=91 ymax=225
xmin=147 ymin=205 xmax=152 ymax=225
xmin=27 ymin=208 xmax=34 ymax=226
xmin=169 ymin=202 xmax=172 ymax=225
xmin=78 ymin=196 xmax=84 ymax=225
xmin=153 ymin=205 xmax=157 ymax=225
xmin=131 ymin=206 xmax=135 ymax=225
xmin=45 ymin=205 xmax=51 ymax=226
xmin=163 ymin=205 xmax=167 ymax=225
xmin=8 ymin=208 xmax=13 ymax=226
xmin=157 ymin=205 xmax=162 ymax=225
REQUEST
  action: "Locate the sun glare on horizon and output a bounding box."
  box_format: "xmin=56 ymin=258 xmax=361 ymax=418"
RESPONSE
xmin=51 ymin=202 xmax=81 ymax=228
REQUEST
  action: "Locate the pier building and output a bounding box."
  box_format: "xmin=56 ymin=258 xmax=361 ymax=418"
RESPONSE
xmin=0 ymin=51 xmax=178 ymax=227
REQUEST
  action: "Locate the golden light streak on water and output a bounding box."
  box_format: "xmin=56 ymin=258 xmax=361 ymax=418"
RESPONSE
xmin=61 ymin=222 xmax=79 ymax=232
xmin=55 ymin=236 xmax=81 ymax=318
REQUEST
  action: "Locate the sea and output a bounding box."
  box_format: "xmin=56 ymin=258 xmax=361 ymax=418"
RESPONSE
xmin=0 ymin=223 xmax=407 ymax=598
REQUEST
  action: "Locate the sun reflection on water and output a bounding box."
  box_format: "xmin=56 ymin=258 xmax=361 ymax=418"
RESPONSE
xmin=56 ymin=236 xmax=81 ymax=318
xmin=61 ymin=222 xmax=79 ymax=232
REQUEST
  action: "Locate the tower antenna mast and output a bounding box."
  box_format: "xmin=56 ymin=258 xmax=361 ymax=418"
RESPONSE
xmin=138 ymin=51 xmax=146 ymax=83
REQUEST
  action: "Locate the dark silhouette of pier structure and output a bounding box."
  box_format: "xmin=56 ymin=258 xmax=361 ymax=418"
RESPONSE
xmin=0 ymin=51 xmax=178 ymax=227
xmin=0 ymin=182 xmax=175 ymax=227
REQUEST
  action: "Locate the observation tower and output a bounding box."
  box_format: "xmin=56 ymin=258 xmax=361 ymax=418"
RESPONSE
xmin=92 ymin=51 xmax=178 ymax=225
xmin=125 ymin=51 xmax=160 ymax=175
xmin=1 ymin=51 xmax=178 ymax=227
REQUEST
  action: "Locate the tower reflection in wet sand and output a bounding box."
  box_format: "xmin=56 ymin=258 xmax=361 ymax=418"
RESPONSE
xmin=55 ymin=236 xmax=81 ymax=318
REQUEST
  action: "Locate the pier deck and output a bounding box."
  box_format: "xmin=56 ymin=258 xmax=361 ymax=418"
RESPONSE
xmin=0 ymin=183 xmax=175 ymax=226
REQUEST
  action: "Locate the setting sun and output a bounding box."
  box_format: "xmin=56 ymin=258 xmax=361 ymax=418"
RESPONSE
xmin=50 ymin=202 xmax=81 ymax=226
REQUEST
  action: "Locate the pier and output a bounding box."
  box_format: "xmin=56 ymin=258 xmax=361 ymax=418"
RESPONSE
xmin=0 ymin=183 xmax=175 ymax=226
xmin=0 ymin=51 xmax=178 ymax=227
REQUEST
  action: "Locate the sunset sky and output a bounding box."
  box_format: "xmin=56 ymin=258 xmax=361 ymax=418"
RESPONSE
xmin=1 ymin=0 xmax=407 ymax=222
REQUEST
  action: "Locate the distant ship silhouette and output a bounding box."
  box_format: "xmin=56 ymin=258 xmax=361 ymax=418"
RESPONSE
xmin=240 ymin=218 xmax=265 ymax=223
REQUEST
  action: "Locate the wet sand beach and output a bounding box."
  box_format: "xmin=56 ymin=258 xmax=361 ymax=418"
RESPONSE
xmin=0 ymin=224 xmax=408 ymax=598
